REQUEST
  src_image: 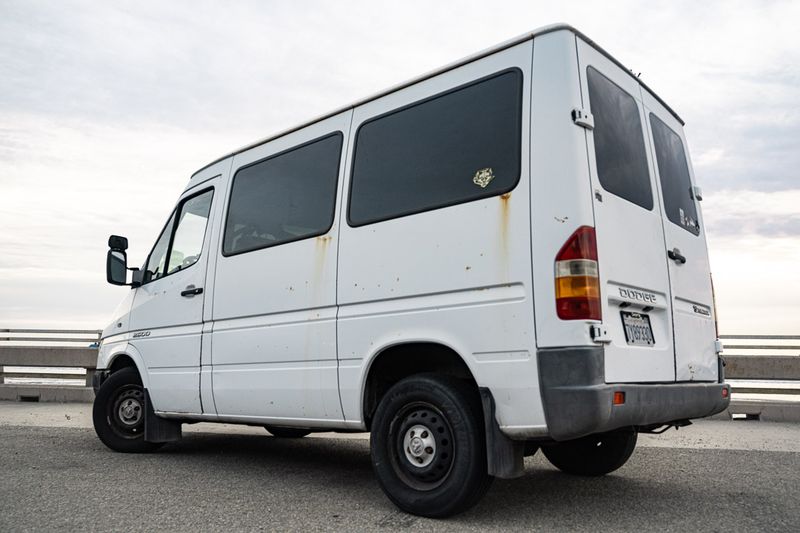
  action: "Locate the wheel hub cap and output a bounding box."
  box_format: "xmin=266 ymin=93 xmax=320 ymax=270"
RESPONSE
xmin=403 ymin=424 xmax=436 ymax=468
xmin=118 ymin=397 xmax=142 ymax=426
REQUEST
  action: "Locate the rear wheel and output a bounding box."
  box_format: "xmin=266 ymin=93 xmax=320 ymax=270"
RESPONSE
xmin=92 ymin=367 xmax=163 ymax=453
xmin=370 ymin=374 xmax=492 ymax=518
xmin=542 ymin=428 xmax=637 ymax=476
xmin=264 ymin=426 xmax=311 ymax=438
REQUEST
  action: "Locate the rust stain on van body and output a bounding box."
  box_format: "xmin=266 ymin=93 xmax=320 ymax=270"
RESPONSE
xmin=305 ymin=235 xmax=333 ymax=358
xmin=497 ymin=193 xmax=512 ymax=281
xmin=311 ymin=235 xmax=333 ymax=304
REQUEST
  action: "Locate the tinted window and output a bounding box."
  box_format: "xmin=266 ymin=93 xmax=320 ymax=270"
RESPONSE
xmin=348 ymin=69 xmax=523 ymax=226
xmin=223 ymin=133 xmax=342 ymax=256
xmin=650 ymin=114 xmax=699 ymax=235
xmin=587 ymin=67 xmax=653 ymax=210
xmin=167 ymin=190 xmax=214 ymax=274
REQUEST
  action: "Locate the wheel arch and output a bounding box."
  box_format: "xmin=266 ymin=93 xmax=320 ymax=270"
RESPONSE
xmin=360 ymin=339 xmax=480 ymax=430
xmin=99 ymin=342 xmax=149 ymax=389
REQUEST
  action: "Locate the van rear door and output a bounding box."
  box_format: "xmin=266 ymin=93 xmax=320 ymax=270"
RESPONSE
xmin=576 ymin=38 xmax=676 ymax=383
xmin=641 ymin=92 xmax=718 ymax=381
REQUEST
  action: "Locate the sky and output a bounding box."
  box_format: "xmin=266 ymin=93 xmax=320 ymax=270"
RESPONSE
xmin=0 ymin=0 xmax=798 ymax=334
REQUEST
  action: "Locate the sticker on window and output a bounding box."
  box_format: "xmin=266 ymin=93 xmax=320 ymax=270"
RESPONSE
xmin=472 ymin=168 xmax=495 ymax=188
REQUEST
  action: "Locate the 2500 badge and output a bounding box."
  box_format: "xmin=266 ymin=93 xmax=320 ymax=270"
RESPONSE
xmin=132 ymin=331 xmax=151 ymax=338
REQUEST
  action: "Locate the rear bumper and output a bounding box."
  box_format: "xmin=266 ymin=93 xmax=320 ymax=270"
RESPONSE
xmin=538 ymin=347 xmax=730 ymax=441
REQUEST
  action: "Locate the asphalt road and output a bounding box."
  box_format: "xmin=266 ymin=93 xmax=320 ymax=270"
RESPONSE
xmin=1 ymin=424 xmax=799 ymax=532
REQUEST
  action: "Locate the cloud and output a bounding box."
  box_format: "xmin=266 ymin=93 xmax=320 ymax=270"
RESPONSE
xmin=703 ymin=189 xmax=800 ymax=238
xmin=0 ymin=0 xmax=798 ymax=329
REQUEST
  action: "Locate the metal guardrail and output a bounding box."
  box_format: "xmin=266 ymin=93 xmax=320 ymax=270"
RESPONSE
xmin=719 ymin=334 xmax=800 ymax=382
xmin=0 ymin=329 xmax=101 ymax=401
xmin=0 ymin=329 xmax=798 ymax=408
xmin=0 ymin=328 xmax=101 ymax=344
xmin=719 ymin=334 xmax=800 ymax=354
xmin=717 ymin=335 xmax=800 ymax=421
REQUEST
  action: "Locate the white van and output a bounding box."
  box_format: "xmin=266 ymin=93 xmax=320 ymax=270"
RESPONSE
xmin=95 ymin=24 xmax=730 ymax=517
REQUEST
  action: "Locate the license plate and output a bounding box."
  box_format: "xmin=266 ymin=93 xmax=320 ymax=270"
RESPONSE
xmin=621 ymin=311 xmax=655 ymax=346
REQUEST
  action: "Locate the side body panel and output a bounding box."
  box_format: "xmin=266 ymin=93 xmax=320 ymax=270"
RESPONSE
xmin=337 ymin=41 xmax=547 ymax=436
xmin=530 ymin=30 xmax=598 ymax=349
xmin=209 ymin=112 xmax=351 ymax=422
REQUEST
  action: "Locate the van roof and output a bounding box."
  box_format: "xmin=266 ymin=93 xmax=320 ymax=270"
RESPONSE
xmin=191 ymin=23 xmax=683 ymax=178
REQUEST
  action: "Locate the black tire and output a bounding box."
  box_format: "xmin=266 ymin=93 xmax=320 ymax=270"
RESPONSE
xmin=370 ymin=374 xmax=492 ymax=518
xmin=92 ymin=367 xmax=163 ymax=453
xmin=264 ymin=426 xmax=311 ymax=438
xmin=542 ymin=428 xmax=637 ymax=476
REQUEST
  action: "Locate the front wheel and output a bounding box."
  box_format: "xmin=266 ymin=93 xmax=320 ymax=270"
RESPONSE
xmin=92 ymin=367 xmax=163 ymax=453
xmin=370 ymin=374 xmax=492 ymax=518
xmin=542 ymin=428 xmax=637 ymax=476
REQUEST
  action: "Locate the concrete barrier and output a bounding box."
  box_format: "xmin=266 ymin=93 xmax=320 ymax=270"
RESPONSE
xmin=0 ymin=329 xmax=99 ymax=402
xmin=723 ymin=355 xmax=800 ymax=380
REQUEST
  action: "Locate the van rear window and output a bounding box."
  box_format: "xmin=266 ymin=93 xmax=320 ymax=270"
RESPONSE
xmin=586 ymin=67 xmax=653 ymax=210
xmin=223 ymin=133 xmax=343 ymax=256
xmin=348 ymin=69 xmax=523 ymax=226
xmin=650 ymin=114 xmax=700 ymax=235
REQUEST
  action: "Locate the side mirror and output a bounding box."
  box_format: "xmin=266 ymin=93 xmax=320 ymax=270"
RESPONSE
xmin=107 ymin=249 xmax=128 ymax=285
xmin=106 ymin=234 xmax=141 ymax=287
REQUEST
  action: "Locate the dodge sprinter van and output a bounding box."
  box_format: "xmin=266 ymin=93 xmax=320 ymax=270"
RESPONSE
xmin=94 ymin=24 xmax=729 ymax=517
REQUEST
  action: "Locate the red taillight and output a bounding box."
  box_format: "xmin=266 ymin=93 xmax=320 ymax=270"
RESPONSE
xmin=555 ymin=226 xmax=601 ymax=321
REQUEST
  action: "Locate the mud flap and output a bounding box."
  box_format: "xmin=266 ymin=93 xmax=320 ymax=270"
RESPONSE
xmin=480 ymin=388 xmax=524 ymax=479
xmin=144 ymin=389 xmax=182 ymax=443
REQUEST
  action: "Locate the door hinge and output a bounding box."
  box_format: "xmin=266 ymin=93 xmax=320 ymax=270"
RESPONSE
xmin=691 ymin=185 xmax=703 ymax=201
xmin=590 ymin=324 xmax=612 ymax=343
xmin=572 ymin=108 xmax=595 ymax=130
xmin=714 ymin=339 xmax=724 ymax=354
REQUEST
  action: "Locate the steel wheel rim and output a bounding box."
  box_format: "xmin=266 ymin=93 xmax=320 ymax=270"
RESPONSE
xmin=108 ymin=384 xmax=145 ymax=439
xmin=389 ymin=402 xmax=455 ymax=491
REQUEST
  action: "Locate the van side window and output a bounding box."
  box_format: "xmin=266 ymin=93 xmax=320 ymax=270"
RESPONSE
xmin=650 ymin=114 xmax=700 ymax=235
xmin=348 ymin=69 xmax=523 ymax=227
xmin=167 ymin=190 xmax=214 ymax=274
xmin=144 ymin=188 xmax=214 ymax=283
xmin=586 ymin=67 xmax=653 ymax=210
xmin=223 ymin=133 xmax=343 ymax=256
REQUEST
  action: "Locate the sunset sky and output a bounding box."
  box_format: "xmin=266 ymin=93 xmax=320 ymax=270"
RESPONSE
xmin=1 ymin=0 xmax=798 ymax=333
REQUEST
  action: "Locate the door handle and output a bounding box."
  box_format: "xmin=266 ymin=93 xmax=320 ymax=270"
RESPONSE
xmin=667 ymin=248 xmax=687 ymax=264
xmin=181 ymin=286 xmax=204 ymax=297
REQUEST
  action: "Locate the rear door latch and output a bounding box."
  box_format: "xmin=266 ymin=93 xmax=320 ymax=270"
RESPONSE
xmin=590 ymin=324 xmax=612 ymax=343
xmin=668 ymin=248 xmax=687 ymax=264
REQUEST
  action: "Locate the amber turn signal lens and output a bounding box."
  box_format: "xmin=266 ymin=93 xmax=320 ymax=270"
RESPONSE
xmin=555 ymin=275 xmax=601 ymax=299
xmin=613 ymin=391 xmax=626 ymax=405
